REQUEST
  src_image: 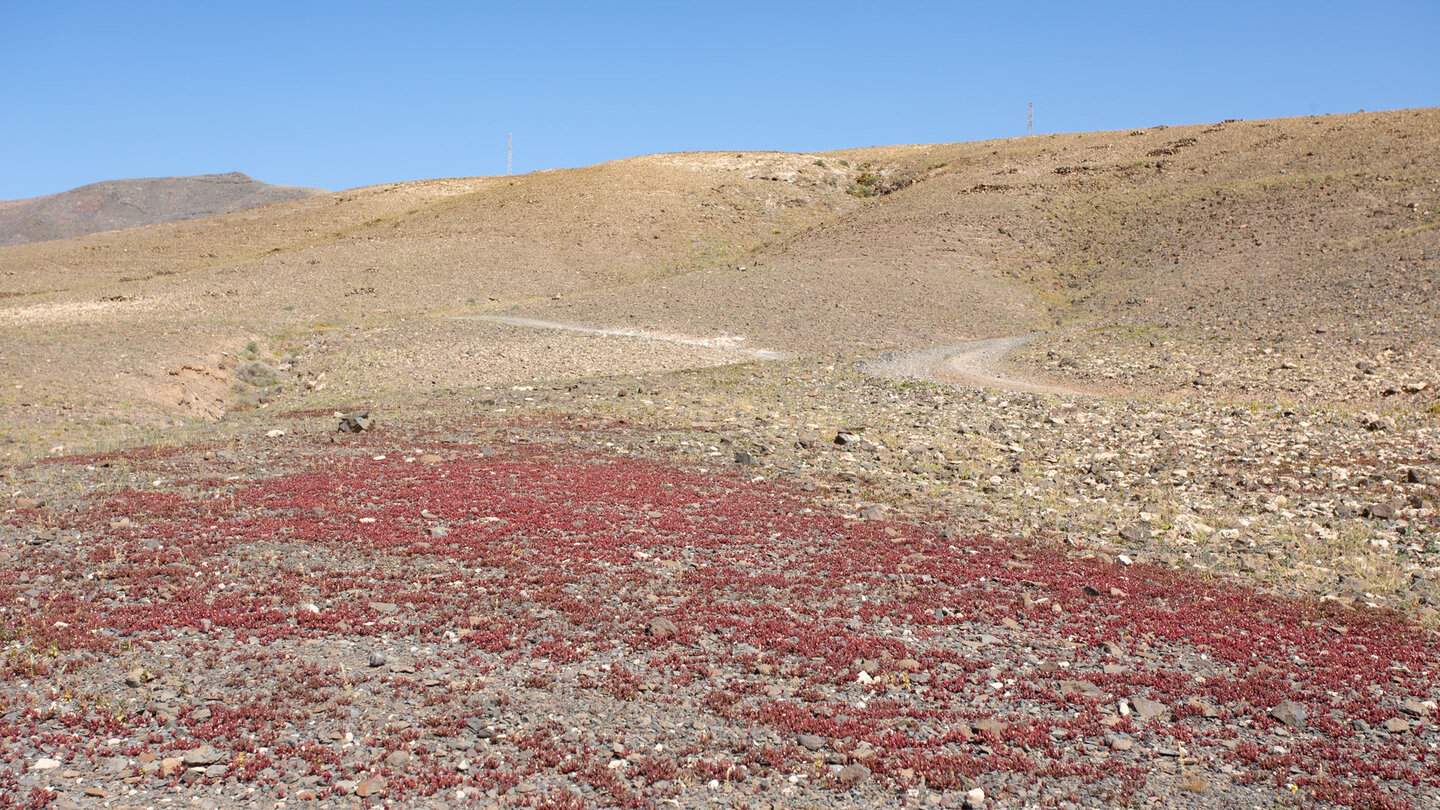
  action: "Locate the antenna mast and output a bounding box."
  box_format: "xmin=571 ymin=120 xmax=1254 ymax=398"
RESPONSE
xmin=1027 ymin=102 xmax=1033 ymax=136
xmin=507 ymin=133 xmax=513 ymax=175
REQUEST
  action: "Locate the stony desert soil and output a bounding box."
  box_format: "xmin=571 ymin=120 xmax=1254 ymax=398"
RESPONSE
xmin=1 ymin=410 xmax=1436 ymax=809
xmin=2 ymin=108 xmax=1439 ymax=808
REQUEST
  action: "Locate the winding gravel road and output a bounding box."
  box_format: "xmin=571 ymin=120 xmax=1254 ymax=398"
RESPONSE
xmin=862 ymin=334 xmax=1087 ymax=396
xmin=463 ymin=315 xmax=1079 ymax=396
xmin=463 ymin=314 xmax=789 ymax=359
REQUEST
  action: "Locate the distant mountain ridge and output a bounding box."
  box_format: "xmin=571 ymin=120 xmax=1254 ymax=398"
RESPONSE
xmin=0 ymin=172 xmax=328 ymax=246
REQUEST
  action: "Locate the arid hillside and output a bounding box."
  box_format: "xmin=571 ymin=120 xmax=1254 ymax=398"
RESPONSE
xmin=3 ymin=111 xmax=1440 ymax=809
xmin=0 ymin=108 xmax=1436 ymax=454
xmin=0 ymin=172 xmax=327 ymax=247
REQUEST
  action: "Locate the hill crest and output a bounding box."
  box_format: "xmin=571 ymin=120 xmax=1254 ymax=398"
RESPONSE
xmin=0 ymin=171 xmax=328 ymax=246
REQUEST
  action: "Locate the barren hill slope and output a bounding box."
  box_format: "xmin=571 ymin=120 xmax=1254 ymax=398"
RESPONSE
xmin=4 ymin=113 xmax=1440 ymax=810
xmin=0 ymin=172 xmax=327 ymax=247
xmin=507 ymin=109 xmax=1437 ymax=375
xmin=0 ymin=109 xmax=1437 ymax=455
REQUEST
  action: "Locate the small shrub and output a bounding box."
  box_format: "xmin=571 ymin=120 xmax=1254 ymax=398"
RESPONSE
xmin=847 ymin=170 xmax=915 ymax=198
xmin=235 ymin=361 xmax=279 ymax=387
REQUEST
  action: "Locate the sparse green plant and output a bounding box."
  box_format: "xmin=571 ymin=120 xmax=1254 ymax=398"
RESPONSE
xmin=847 ymin=170 xmax=914 ymax=198
xmin=847 ymin=173 xmax=879 ymax=198
xmin=235 ymin=360 xmax=279 ymax=387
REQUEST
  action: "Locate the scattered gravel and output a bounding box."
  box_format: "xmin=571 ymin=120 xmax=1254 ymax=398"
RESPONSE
xmin=2 ymin=418 xmax=1437 ymax=808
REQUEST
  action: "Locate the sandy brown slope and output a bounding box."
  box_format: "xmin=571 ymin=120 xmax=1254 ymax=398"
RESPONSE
xmin=0 ymin=172 xmax=327 ymax=247
xmin=0 ymin=156 xmax=868 ymax=453
xmin=508 ymin=109 xmax=1439 ymax=376
xmin=1005 ymin=110 xmax=1440 ymax=404
xmin=1 ymin=109 xmax=1437 ymax=459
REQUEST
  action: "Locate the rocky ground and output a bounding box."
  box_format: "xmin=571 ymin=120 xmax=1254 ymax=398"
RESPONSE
xmin=495 ymin=352 xmax=1440 ymax=617
xmin=2 ymin=347 xmax=1438 ymax=808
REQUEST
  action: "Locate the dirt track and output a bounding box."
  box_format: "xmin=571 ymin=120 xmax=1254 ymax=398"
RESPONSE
xmin=474 ymin=319 xmax=1077 ymax=396
xmin=862 ymin=335 xmax=1087 ymax=396
xmin=464 ymin=315 xmax=790 ymax=360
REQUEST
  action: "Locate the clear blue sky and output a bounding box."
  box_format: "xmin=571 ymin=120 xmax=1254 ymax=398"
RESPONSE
xmin=3 ymin=1 xmax=1436 ymax=199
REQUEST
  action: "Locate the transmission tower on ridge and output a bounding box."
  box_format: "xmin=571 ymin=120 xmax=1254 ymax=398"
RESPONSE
xmin=1027 ymin=103 xmax=1033 ymax=136
xmin=507 ymin=133 xmax=513 ymax=175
